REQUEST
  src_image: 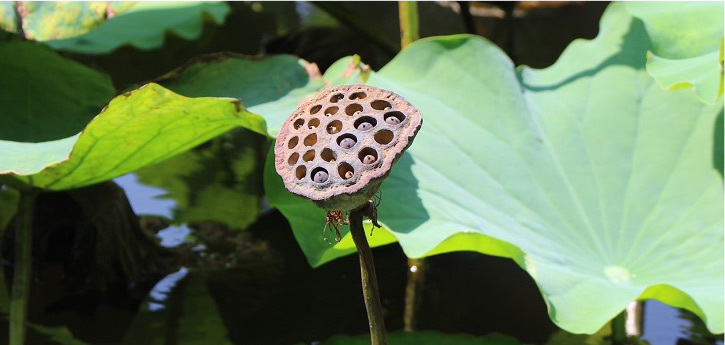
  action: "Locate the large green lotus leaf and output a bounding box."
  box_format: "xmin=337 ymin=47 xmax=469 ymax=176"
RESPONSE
xmin=0 ymin=2 xmax=137 ymax=39
xmin=15 ymin=2 xmax=138 ymax=41
xmin=0 ymin=41 xmax=115 ymax=143
xmin=626 ymin=2 xmax=724 ymax=104
xmin=0 ymin=41 xmax=115 ymax=174
xmin=154 ymin=53 xmax=368 ymax=137
xmin=294 ymin=331 xmax=521 ymax=345
xmin=0 ymin=2 xmax=16 ymax=33
xmin=6 ymin=83 xmax=266 ymax=191
xmin=45 ymin=1 xmax=229 ymax=54
xmin=135 ymin=128 xmax=268 ymax=231
xmin=265 ymin=3 xmax=724 ymax=334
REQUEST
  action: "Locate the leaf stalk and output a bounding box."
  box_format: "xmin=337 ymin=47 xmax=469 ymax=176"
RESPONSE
xmin=398 ymin=1 xmax=419 ymax=49
xmin=10 ymin=190 xmax=36 ymax=345
xmin=349 ymin=201 xmax=388 ymax=345
xmin=611 ymin=310 xmax=627 ymax=345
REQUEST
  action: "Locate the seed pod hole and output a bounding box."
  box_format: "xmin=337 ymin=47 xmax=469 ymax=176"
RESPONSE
xmin=337 ymin=134 xmax=357 ymax=149
xmin=338 ymin=162 xmax=355 ymax=180
xmin=349 ymin=91 xmax=367 ymax=100
xmin=330 ymin=93 xmax=344 ymax=103
xmin=327 ymin=120 xmax=342 ymax=134
xmin=324 ymin=106 xmax=339 ymax=116
xmin=310 ymin=105 xmax=322 ymax=115
xmin=371 ymin=99 xmax=392 ymax=110
xmin=293 ymin=119 xmax=305 ymax=130
xmin=354 ymin=116 xmax=377 ymax=131
xmin=345 ymin=103 xmax=363 ymax=116
xmin=384 ymin=111 xmax=405 ymax=125
xmin=358 ymin=147 xmax=378 ymax=164
xmin=303 ymin=149 xmax=315 ymax=162
xmin=311 ymin=167 xmax=329 ymax=183
xmin=288 ymin=136 xmax=299 ymax=149
xmin=308 ymin=118 xmax=320 ymax=129
xmin=304 ymin=133 xmax=317 ymax=146
xmin=321 ymin=148 xmax=337 ymax=162
xmin=374 ymin=129 xmax=394 ymax=145
xmin=295 ymin=165 xmax=306 ymax=180
xmin=288 ymin=152 xmax=299 ymax=165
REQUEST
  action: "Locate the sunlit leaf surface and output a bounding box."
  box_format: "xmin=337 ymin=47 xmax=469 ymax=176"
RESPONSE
xmin=46 ymin=1 xmax=229 ymax=54
xmin=5 ymin=83 xmax=265 ymax=191
xmin=155 ymin=53 xmax=367 ymax=137
xmin=0 ymin=2 xmax=138 ymax=40
xmin=626 ymin=2 xmax=724 ymax=104
xmin=265 ymin=3 xmax=724 ymax=333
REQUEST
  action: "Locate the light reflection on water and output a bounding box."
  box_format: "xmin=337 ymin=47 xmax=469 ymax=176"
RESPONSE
xmin=115 ymin=173 xmax=190 ymax=248
xmin=115 ymin=173 xmax=191 ymax=310
xmin=642 ymin=300 xmax=724 ymax=345
xmin=147 ymin=267 xmax=188 ymax=311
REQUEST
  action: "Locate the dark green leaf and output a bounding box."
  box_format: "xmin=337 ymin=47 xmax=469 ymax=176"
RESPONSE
xmin=136 ymin=128 xmax=269 ymax=230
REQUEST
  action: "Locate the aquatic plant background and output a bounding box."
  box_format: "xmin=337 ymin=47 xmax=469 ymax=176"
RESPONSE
xmin=0 ymin=1 xmax=722 ymax=344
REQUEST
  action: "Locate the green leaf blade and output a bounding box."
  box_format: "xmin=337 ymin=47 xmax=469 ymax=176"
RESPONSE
xmin=0 ymin=41 xmax=115 ymax=175
xmin=626 ymin=1 xmax=724 ymax=104
xmin=8 ymin=83 xmax=265 ymax=191
xmin=45 ymin=1 xmax=229 ymax=54
xmin=155 ymin=53 xmax=366 ymax=137
xmin=266 ymin=3 xmax=724 ymax=334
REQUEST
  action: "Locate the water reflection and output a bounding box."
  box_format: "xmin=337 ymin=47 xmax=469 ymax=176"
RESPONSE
xmin=147 ymin=267 xmax=189 ymax=311
xmin=115 ymin=174 xmax=192 ymax=248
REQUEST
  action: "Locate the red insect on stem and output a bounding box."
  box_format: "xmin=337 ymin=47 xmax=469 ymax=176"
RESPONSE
xmin=324 ymin=210 xmax=348 ymax=243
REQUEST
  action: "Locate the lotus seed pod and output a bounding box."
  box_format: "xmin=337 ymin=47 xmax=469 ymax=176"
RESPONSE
xmin=386 ymin=116 xmax=400 ymax=125
xmin=357 ymin=122 xmax=373 ymax=131
xmin=313 ymin=170 xmax=328 ymax=183
xmin=274 ymin=84 xmax=422 ymax=210
xmin=340 ymin=137 xmax=356 ymax=149
xmin=363 ymin=155 xmax=376 ymax=164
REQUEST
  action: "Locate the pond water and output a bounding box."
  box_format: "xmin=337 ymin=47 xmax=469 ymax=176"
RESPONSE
xmin=0 ymin=172 xmax=719 ymax=345
xmin=111 ymin=173 xmax=721 ymax=345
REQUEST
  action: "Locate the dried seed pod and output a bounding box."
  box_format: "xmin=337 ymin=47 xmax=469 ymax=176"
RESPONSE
xmin=363 ymin=155 xmax=376 ymax=164
xmin=357 ymin=122 xmax=373 ymax=131
xmin=274 ymin=84 xmax=422 ymax=210
xmin=339 ymin=137 xmax=356 ymax=149
xmin=385 ymin=117 xmax=400 ymax=125
xmin=313 ymin=170 xmax=328 ymax=183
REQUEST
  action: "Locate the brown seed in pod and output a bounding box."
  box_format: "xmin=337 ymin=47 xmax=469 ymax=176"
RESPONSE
xmin=274 ymin=84 xmax=423 ymax=211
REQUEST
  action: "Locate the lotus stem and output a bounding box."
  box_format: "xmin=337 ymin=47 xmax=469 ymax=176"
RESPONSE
xmin=399 ymin=1 xmax=419 ymax=49
xmin=349 ymin=201 xmax=387 ymax=345
xmin=399 ymin=1 xmax=425 ymax=332
xmin=10 ymin=191 xmax=36 ymax=345
xmin=611 ymin=310 xmax=627 ymax=345
xmin=403 ymin=257 xmax=425 ymax=331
